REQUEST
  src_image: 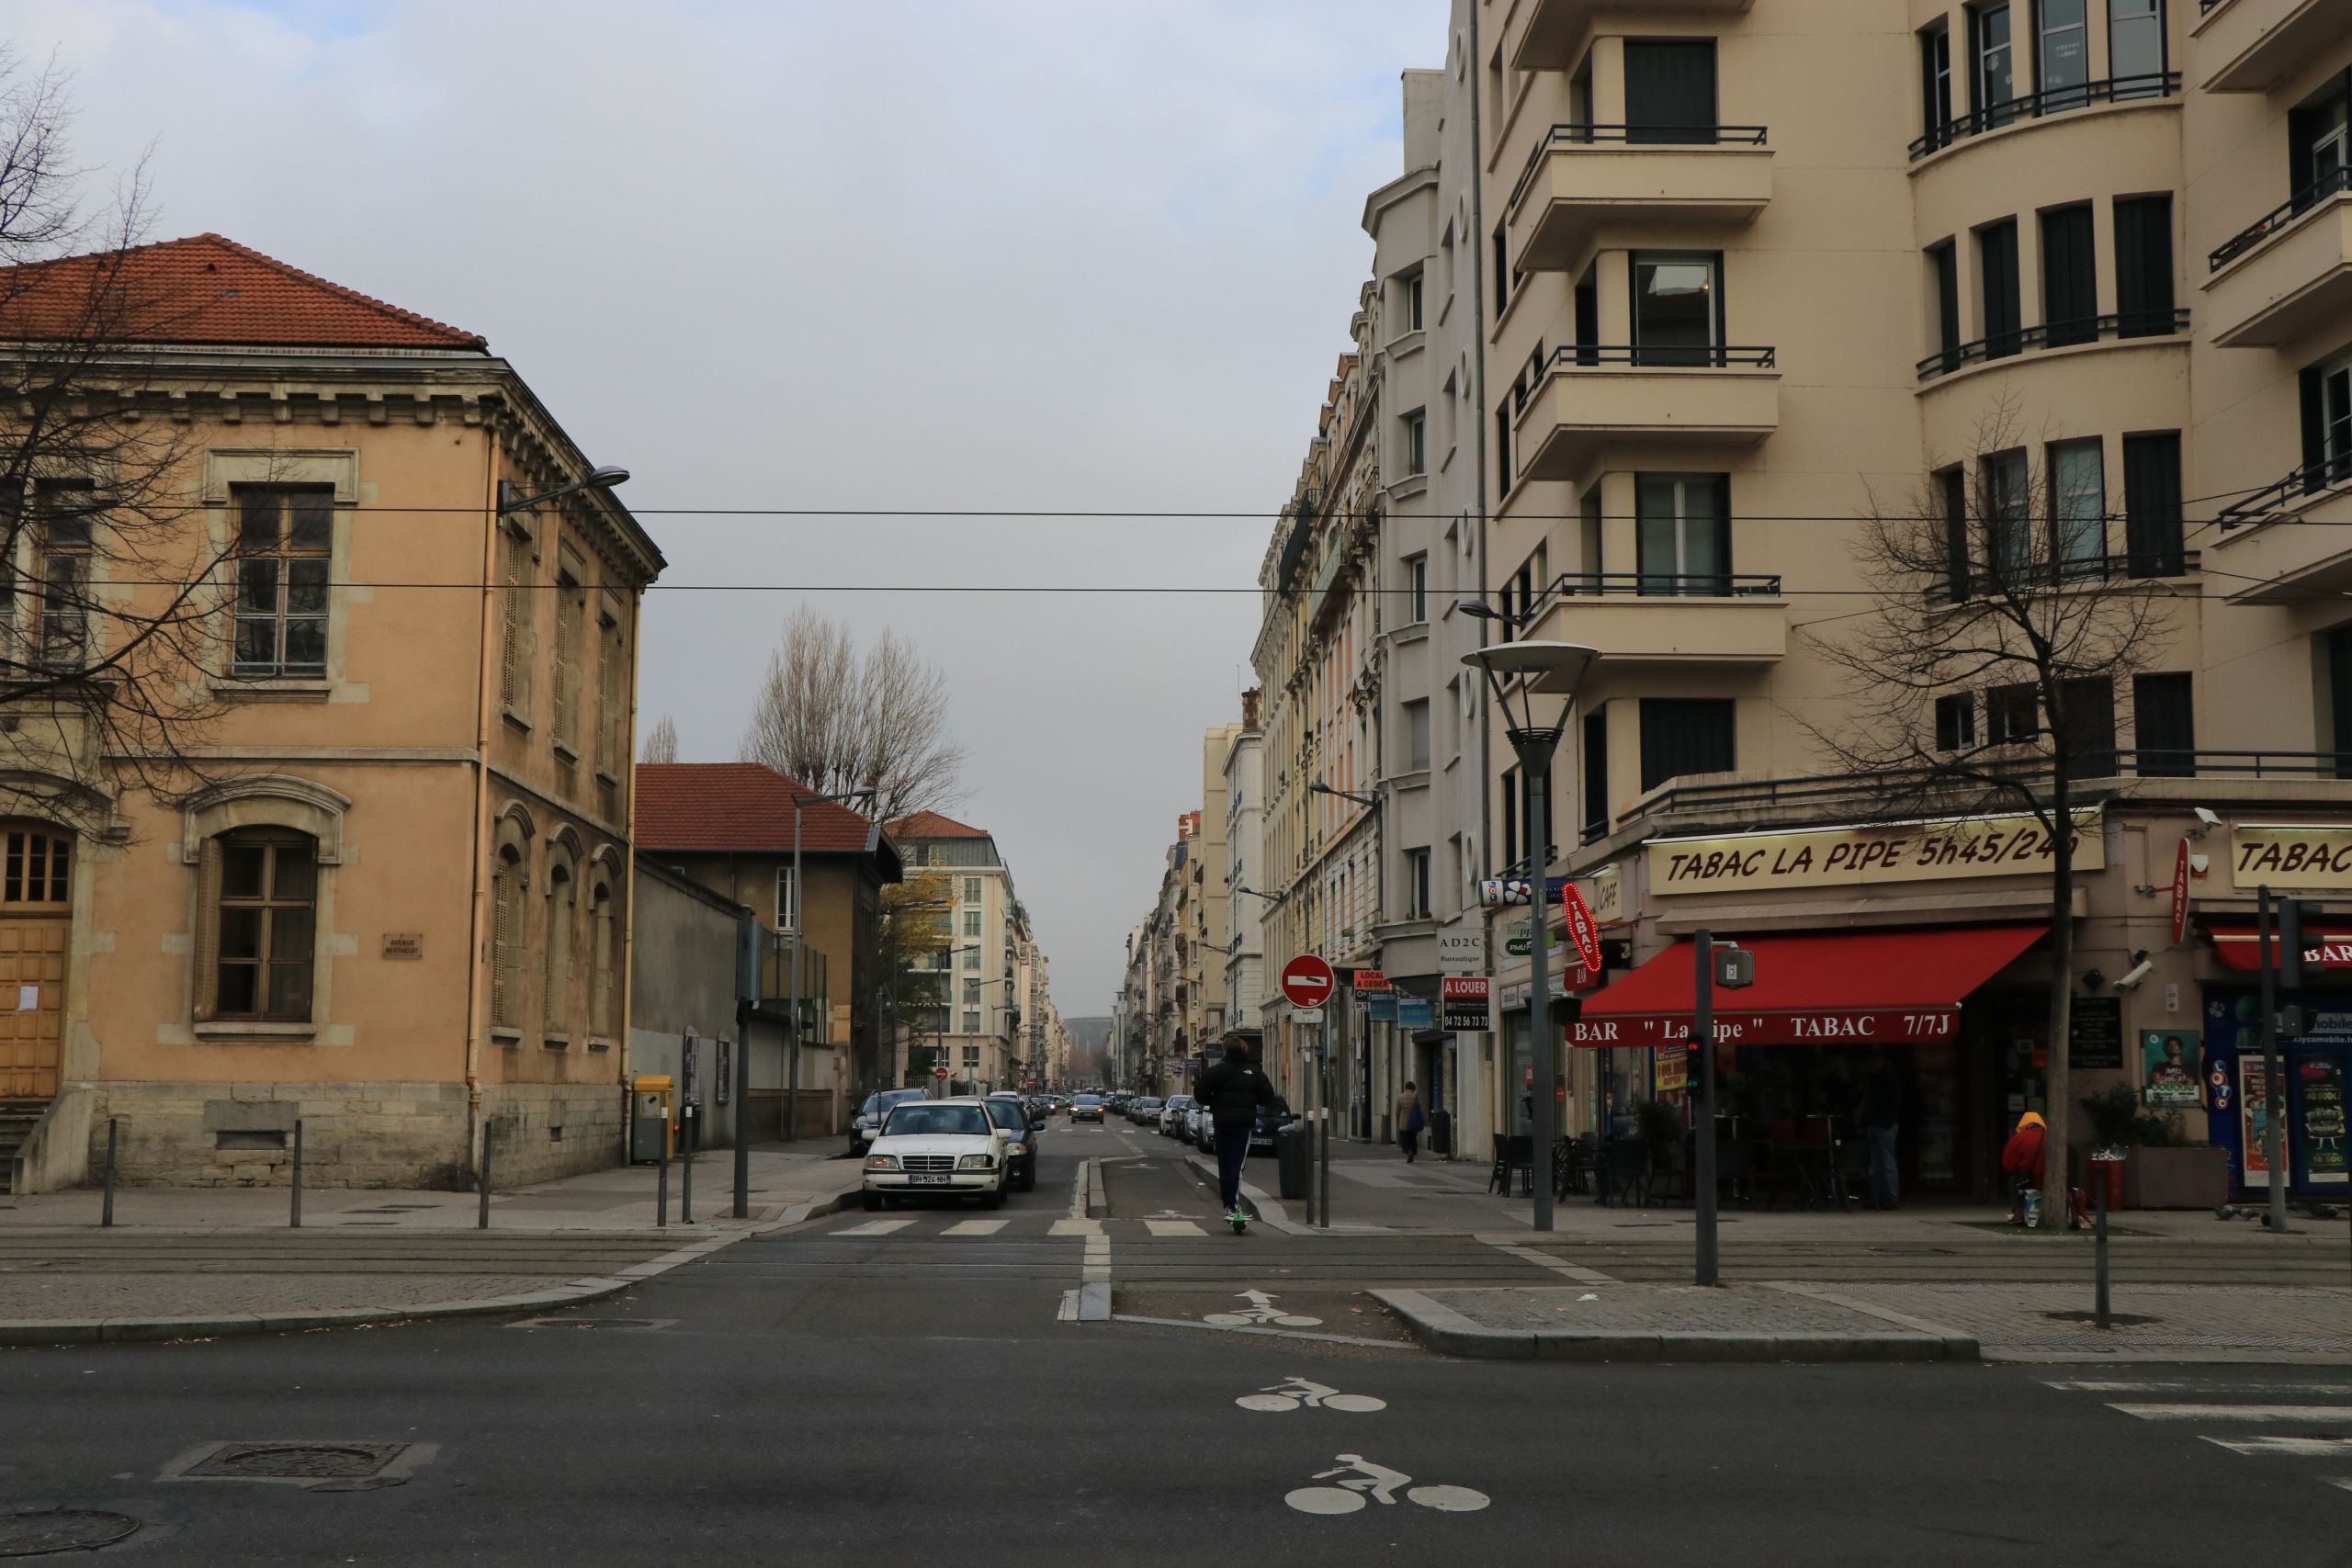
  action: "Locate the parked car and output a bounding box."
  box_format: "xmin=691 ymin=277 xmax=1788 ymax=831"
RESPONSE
xmin=862 ymin=1099 xmax=1005 ymax=1210
xmin=1106 ymin=1091 xmax=1134 ymax=1117
xmin=1184 ymin=1103 xmax=1211 ymax=1150
xmin=1069 ymin=1094 xmax=1105 ymax=1124
xmin=983 ymin=1095 xmax=1039 ymax=1191
xmin=1128 ymin=1096 xmax=1163 ymax=1125
xmin=1250 ymin=1097 xmax=1295 ymax=1156
xmin=1158 ymin=1095 xmax=1194 ymax=1136
xmin=850 ymin=1087 xmax=931 ymax=1157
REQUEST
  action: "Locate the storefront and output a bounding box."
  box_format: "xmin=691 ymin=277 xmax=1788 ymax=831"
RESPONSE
xmin=2198 ymin=919 xmax=2352 ymax=1199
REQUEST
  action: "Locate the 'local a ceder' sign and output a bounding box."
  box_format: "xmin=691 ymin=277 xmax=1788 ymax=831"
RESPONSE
xmin=1647 ymin=810 xmax=2103 ymax=897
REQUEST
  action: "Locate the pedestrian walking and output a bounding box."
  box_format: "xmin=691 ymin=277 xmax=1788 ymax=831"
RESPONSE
xmin=1858 ymin=1050 xmax=1903 ymax=1210
xmin=2002 ymin=1111 xmax=2047 ymax=1225
xmin=1195 ymin=1037 xmax=1276 ymax=1231
xmin=1395 ymin=1081 xmax=1424 ymax=1164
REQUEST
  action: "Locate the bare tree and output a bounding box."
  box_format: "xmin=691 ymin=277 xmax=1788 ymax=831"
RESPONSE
xmin=1804 ymin=402 xmax=2180 ymax=1228
xmin=0 ymin=49 xmax=248 ymax=829
xmin=866 ymin=868 xmax=954 ymax=1089
xmin=639 ymin=712 xmax=679 ymax=764
xmin=738 ymin=605 xmax=966 ymax=820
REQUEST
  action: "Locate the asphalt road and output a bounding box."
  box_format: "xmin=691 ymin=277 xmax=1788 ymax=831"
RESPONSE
xmin=2 ymin=1120 xmax=2346 ymax=1566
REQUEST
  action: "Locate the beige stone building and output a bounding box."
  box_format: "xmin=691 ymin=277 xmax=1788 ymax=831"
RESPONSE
xmin=0 ymin=234 xmax=661 ymax=1191
xmin=888 ymin=812 xmax=1062 ymax=1093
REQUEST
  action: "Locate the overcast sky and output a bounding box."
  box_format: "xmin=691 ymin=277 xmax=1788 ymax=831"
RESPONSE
xmin=22 ymin=0 xmax=1436 ymax=1017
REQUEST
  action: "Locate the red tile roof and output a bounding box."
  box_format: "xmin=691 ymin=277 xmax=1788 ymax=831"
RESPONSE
xmin=636 ymin=763 xmax=887 ymax=855
xmin=0 ymin=232 xmax=486 ymax=350
xmin=887 ymin=809 xmax=989 ymax=840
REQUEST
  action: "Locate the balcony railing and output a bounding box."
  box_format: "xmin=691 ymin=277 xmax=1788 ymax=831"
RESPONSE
xmin=1536 ymin=344 xmax=1778 ymax=372
xmin=1916 ymin=308 xmax=2189 ymax=380
xmin=1508 ymin=121 xmax=1769 ymax=210
xmin=1908 ymin=73 xmax=2181 ymax=160
xmin=1541 ymin=570 xmax=1783 ymax=600
xmin=1931 ymin=550 xmax=2201 ymax=599
xmin=2217 ymin=455 xmax=2352 ymax=527
xmin=2211 ymin=166 xmax=2352 ymax=271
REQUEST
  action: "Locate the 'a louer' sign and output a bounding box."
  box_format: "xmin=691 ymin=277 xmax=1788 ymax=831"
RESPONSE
xmin=1647 ymin=811 xmax=2102 ymax=896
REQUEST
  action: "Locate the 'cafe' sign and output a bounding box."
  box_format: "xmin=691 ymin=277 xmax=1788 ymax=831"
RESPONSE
xmin=1647 ymin=811 xmax=2103 ymax=896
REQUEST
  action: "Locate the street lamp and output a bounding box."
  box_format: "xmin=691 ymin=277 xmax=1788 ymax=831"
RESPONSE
xmin=1461 ymin=639 xmax=1600 ymax=1234
xmin=785 ymin=784 xmax=876 ymax=1140
xmin=496 ymin=465 xmax=629 ymax=514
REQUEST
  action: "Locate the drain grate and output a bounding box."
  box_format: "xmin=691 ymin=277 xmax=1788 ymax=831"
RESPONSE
xmin=0 ymin=1508 xmax=141 ymax=1557
xmin=185 ymin=1442 xmax=407 ymax=1481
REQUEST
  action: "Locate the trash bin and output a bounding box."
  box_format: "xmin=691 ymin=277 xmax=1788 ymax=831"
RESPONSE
xmin=630 ymin=1076 xmax=674 ymax=1164
xmin=1428 ymin=1109 xmax=1453 ymax=1157
xmin=1276 ymin=1122 xmax=1311 ymax=1201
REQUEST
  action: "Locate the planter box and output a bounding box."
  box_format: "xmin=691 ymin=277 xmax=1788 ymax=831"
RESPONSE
xmin=2123 ymin=1145 xmax=2229 ymax=1210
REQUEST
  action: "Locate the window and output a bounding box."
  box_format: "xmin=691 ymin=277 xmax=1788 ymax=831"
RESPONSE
xmin=1405 ymin=848 xmax=1432 ymax=919
xmin=964 ymin=978 xmax=981 ymax=1005
xmin=1579 ymin=491 xmax=1603 ymax=584
xmin=1635 ymin=474 xmax=1730 ymax=595
xmin=2114 ymin=195 xmax=2175 ymax=338
xmin=2290 ymin=74 xmax=2352 ymax=209
xmin=1404 ymin=700 xmax=1431 ymax=772
xmin=1491 ymin=220 xmax=1510 ymax=317
xmin=1632 ymin=253 xmax=1723 ymax=367
xmin=1982 ymin=450 xmax=2030 ymax=581
xmin=1403 ymin=270 xmax=1424 ymax=332
xmin=230 ymin=485 xmax=331 ymax=680
xmin=551 ymin=555 xmax=583 ymax=751
xmin=1921 ymin=23 xmax=1954 ymax=148
xmin=1582 ymin=705 xmax=1610 ymax=839
xmin=2056 ymin=675 xmax=2117 ymax=775
xmin=492 ymin=845 xmax=523 ymax=1032
xmin=1405 ymin=412 xmax=1427 ymax=476
xmin=2134 ymin=671 xmax=2194 ymax=776
xmin=2049 ymin=439 xmax=2107 ymax=576
xmin=964 ymin=947 xmax=980 ymax=971
xmin=2122 ymin=432 xmax=2185 ymax=576
xmin=1979 ymin=220 xmax=2021 ymax=359
xmin=1495 ymin=407 xmax=1512 ymax=500
xmin=2301 ymin=352 xmax=2352 ymax=490
xmin=1936 ymin=693 xmax=1978 ymax=751
xmin=543 ymin=861 xmax=574 ymax=1043
xmin=1499 ymin=764 xmax=1519 ymax=870
xmin=1639 ymin=699 xmax=1736 ymax=792
xmin=2041 ymin=205 xmax=2096 ymax=347
xmin=1574 ymin=267 xmax=1600 ymax=365
xmin=2038 ymin=0 xmax=2090 ymax=113
xmin=1623 ymin=39 xmax=1717 ymax=144
xmin=1929 ymin=241 xmax=1962 ymax=373
xmin=1971 ymin=3 xmax=2017 ymax=128
xmin=1404 ymin=555 xmax=1428 ymax=623
xmin=964 ymin=877 xmax=982 ymax=902
xmin=32 ymin=480 xmax=93 ymax=671
xmin=589 ymin=881 xmax=616 ymax=1040
xmin=964 ymin=908 xmax=981 ymax=938
xmin=1938 ymin=467 xmax=1971 ymax=601
xmin=962 ymin=1013 xmax=981 ymax=1036
xmin=500 ymin=521 xmax=534 ymax=714
xmin=775 ymin=867 xmax=798 ymax=931
xmin=2109 ymin=1 xmax=2166 ymax=94
xmin=1987 ymin=683 xmax=2039 ymax=744
xmin=2332 ymin=627 xmax=2352 ymax=775
xmin=0 ymin=826 xmax=68 ymax=907
xmin=594 ymin=604 xmax=620 ymax=775
xmin=209 ymin=828 xmax=316 ymax=1022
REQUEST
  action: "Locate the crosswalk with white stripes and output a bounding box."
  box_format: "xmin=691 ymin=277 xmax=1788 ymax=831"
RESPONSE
xmin=2045 ymin=1378 xmax=2352 ymax=1492
xmin=821 ymin=1213 xmax=1222 ymax=1240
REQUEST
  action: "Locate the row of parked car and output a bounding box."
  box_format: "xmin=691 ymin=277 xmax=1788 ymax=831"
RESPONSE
xmin=1087 ymin=1089 xmax=1295 ymax=1157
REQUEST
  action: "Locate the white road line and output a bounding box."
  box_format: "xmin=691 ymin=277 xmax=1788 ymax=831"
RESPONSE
xmin=1476 ymin=1235 xmax=1618 ymax=1285
xmin=1049 ymin=1219 xmax=1102 ymax=1237
xmin=1145 ymin=1219 xmax=1204 ymax=1237
xmin=2327 ymin=1476 xmax=2352 ymax=1491
xmin=2110 ymin=1404 xmax=2352 ymax=1423
xmin=943 ymin=1219 xmax=1009 ymax=1236
xmin=1068 ymin=1157 xmax=1090 ymax=1221
xmin=832 ymin=1219 xmax=915 ymax=1237
xmin=2048 ymin=1381 xmax=2352 ymax=1395
xmin=2203 ymin=1437 xmax=2352 ymax=1458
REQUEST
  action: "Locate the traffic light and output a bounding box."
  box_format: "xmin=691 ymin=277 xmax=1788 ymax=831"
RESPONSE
xmin=2278 ymin=898 xmax=2326 ymax=990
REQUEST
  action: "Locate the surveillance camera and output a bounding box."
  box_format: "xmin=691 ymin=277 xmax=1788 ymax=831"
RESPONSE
xmin=2114 ymin=957 xmax=2154 ymax=991
xmin=2194 ymin=807 xmax=2222 ymax=828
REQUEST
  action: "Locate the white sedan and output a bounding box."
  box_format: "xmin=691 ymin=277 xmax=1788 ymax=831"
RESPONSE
xmin=862 ymin=1099 xmax=1007 ymax=1211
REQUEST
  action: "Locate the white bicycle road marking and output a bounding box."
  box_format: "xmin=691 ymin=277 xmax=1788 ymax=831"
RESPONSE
xmin=942 ymin=1219 xmax=1008 ymax=1236
xmin=1146 ymin=1219 xmax=1204 ymax=1236
xmin=1204 ymin=1289 xmax=1322 ymax=1327
xmin=834 ymin=1219 xmax=915 ymax=1236
xmin=1283 ymin=1455 xmax=1489 ymax=1516
xmin=1236 ymin=1376 xmax=1386 ymax=1414
xmin=1049 ymin=1219 xmax=1102 ymax=1237
xmin=2109 ymin=1404 xmax=2352 ymax=1423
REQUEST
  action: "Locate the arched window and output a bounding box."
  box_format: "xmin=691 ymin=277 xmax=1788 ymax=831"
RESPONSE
xmin=492 ymin=845 xmax=524 ymax=1032
xmin=588 ymin=879 xmax=616 ymax=1043
xmin=204 ymin=828 xmax=318 ymax=1021
xmin=543 ymin=860 xmax=574 ymax=1044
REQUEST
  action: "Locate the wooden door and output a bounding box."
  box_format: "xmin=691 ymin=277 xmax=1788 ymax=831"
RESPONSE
xmin=0 ymin=826 xmax=71 ymax=1100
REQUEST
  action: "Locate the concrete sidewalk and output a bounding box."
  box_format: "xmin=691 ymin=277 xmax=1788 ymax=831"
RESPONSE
xmin=0 ymin=1144 xmax=866 ymax=1345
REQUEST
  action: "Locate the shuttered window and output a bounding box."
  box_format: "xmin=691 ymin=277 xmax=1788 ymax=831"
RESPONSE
xmin=1581 ymin=706 xmax=1610 ymax=838
xmin=2133 ymin=672 xmax=2194 ymax=777
xmin=1624 ymin=40 xmax=1717 ymax=145
xmin=1979 ymin=220 xmax=2021 ymax=358
xmin=1639 ymin=699 xmax=1736 ymax=792
xmin=552 ymin=556 xmax=582 ymax=751
xmin=2122 ymin=432 xmax=2185 ymax=577
xmin=2056 ymin=676 xmax=2118 ymax=777
xmin=500 ymin=526 xmax=534 ymax=715
xmin=492 ymin=848 xmax=523 ymax=1032
xmin=543 ymin=862 xmax=573 ymax=1043
xmin=2041 ymin=205 xmax=2097 ymax=347
xmin=2114 ymin=196 xmax=2175 ymax=338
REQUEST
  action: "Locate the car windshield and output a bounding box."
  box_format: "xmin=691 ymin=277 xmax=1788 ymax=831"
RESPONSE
xmin=985 ymin=1100 xmax=1026 ymax=1130
xmin=881 ymin=1104 xmax=989 ymax=1137
xmin=862 ymin=1089 xmax=923 ymax=1117
xmin=1166 ymin=1097 xmax=1193 ymax=1109
xmin=1136 ymin=1099 xmax=1161 ymax=1111
xmin=1074 ymin=1096 xmax=1101 ymax=1106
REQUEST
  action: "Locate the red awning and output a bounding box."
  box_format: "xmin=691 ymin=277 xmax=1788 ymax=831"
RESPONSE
xmin=2208 ymin=919 xmax=2352 ymax=973
xmin=1571 ymin=924 xmax=2047 ymax=1048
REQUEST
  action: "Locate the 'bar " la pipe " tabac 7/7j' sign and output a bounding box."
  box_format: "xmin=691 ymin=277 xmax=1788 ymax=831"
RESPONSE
xmin=1647 ymin=810 xmax=2102 ymax=896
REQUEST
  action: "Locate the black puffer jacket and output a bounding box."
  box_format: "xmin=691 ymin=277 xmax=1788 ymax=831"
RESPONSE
xmin=1194 ymin=1057 xmax=1277 ymax=1128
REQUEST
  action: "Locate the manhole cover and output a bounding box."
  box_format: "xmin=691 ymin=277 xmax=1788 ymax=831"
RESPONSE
xmin=0 ymin=1508 xmax=141 ymax=1557
xmin=2042 ymin=1310 xmax=2162 ymax=1326
xmin=185 ymin=1442 xmax=406 ymax=1481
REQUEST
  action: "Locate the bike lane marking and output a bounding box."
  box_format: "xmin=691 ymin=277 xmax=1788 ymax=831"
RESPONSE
xmin=1145 ymin=1219 xmax=1204 ymax=1236
xmin=1203 ymin=1288 xmax=1322 ymax=1327
xmin=1235 ymin=1377 xmax=1386 ymax=1413
xmin=1282 ymin=1454 xmax=1489 ymax=1516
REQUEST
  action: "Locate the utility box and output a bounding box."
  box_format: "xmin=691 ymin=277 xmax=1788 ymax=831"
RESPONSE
xmin=1277 ymin=1122 xmax=1311 ymax=1200
xmin=1428 ymin=1108 xmax=1453 ymax=1157
xmin=631 ymin=1076 xmax=675 ymax=1164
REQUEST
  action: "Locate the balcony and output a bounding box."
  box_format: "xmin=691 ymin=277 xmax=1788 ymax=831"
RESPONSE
xmin=1909 ymin=73 xmax=2180 ymax=162
xmin=2195 ymin=0 xmax=2352 ymax=94
xmin=1916 ymin=309 xmax=2190 ymax=382
xmin=1510 ymin=346 xmax=1780 ymax=482
xmin=1522 ymin=573 xmax=1787 ymax=677
xmin=2211 ymin=460 xmax=2352 ymax=602
xmin=1512 ymin=0 xmax=1753 ymax=72
xmin=1508 ymin=125 xmax=1772 ymax=274
xmin=2204 ymin=178 xmax=2352 ymax=347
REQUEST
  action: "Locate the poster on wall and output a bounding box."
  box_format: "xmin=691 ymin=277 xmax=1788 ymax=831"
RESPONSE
xmin=2297 ymin=1056 xmax=2346 ymax=1186
xmin=2143 ymin=1030 xmax=2202 ymax=1107
xmin=2069 ymin=997 xmax=2123 ymax=1070
xmin=1653 ymin=1044 xmax=1687 ymax=1095
xmin=2239 ymin=1056 xmax=2274 ymax=1187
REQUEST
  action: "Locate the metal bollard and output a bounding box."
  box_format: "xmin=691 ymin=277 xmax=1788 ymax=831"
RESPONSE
xmin=289 ymin=1119 xmax=303 ymax=1229
xmin=478 ymin=1123 xmax=493 ymax=1230
xmin=101 ymin=1117 xmax=117 ymax=1227
xmin=681 ymin=1121 xmax=694 ymax=1226
xmin=656 ymin=1143 xmax=670 ymax=1228
xmin=2092 ymin=1152 xmax=2116 ymax=1330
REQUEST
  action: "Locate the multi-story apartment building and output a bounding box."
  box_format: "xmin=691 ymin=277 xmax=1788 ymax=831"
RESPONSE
xmin=1193 ymin=729 xmax=1238 ymax=1048
xmin=1223 ymin=691 xmax=1269 ymax=1035
xmin=0 ymin=234 xmax=662 ymax=1192
xmin=888 ymin=811 xmax=1060 ymax=1094
xmin=1453 ymin=0 xmax=2352 ymax=1201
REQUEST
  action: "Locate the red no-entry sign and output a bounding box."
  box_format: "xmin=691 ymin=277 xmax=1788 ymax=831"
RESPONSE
xmin=933 ymin=1066 xmax=949 ymax=1079
xmin=1280 ymin=954 xmax=1337 ymax=1010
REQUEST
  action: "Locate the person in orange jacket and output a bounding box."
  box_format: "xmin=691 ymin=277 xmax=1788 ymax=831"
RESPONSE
xmin=2002 ymin=1111 xmax=2047 ymax=1223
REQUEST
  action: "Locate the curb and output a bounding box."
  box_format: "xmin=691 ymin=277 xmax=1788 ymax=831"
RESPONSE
xmin=1368 ymin=1288 xmax=1980 ymax=1364
xmin=1086 ymin=1162 xmax=1108 ymax=1220
xmin=0 ymin=1186 xmax=865 ymax=1348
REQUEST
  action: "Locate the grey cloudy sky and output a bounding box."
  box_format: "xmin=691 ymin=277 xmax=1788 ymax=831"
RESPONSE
xmin=19 ymin=0 xmax=1439 ymax=1016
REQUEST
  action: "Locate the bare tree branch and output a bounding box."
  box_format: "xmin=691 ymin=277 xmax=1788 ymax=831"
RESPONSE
xmin=639 ymin=712 xmax=678 ymax=764
xmin=738 ymin=605 xmax=967 ymax=821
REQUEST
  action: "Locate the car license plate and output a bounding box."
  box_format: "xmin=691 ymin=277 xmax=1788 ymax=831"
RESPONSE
xmin=910 ymin=1173 xmax=951 ymax=1185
